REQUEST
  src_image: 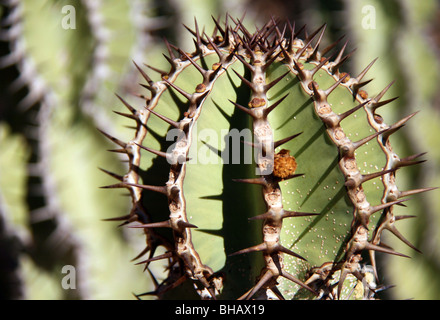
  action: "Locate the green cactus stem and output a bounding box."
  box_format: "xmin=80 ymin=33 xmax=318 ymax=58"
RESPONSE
xmin=99 ymin=16 xmax=433 ymax=300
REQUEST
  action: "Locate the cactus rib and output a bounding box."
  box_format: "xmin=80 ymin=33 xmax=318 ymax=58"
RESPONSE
xmin=103 ymin=15 xmax=434 ymax=300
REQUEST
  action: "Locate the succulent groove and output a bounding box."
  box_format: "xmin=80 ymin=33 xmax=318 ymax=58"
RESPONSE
xmin=99 ymin=16 xmax=433 ymax=300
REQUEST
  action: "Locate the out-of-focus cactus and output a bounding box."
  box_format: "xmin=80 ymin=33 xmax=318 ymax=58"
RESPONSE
xmin=1 ymin=0 xmax=439 ymax=300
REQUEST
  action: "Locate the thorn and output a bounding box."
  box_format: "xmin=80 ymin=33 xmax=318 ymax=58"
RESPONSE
xmin=369 ymin=199 xmax=408 ymax=215
xmin=234 ymin=53 xmax=254 ymax=71
xmin=228 ymin=99 xmax=256 ymax=117
xmin=264 ymin=94 xmax=289 ymax=116
xmin=123 ymin=182 xmax=168 ymax=195
xmin=387 ymin=224 xmax=421 ymax=253
xmin=163 ymin=78 xmax=193 ymax=101
xmin=274 ymin=132 xmax=303 ymax=149
xmin=100 ymin=183 xmax=127 ymax=189
xmin=146 ymin=107 xmax=180 ymax=128
xmin=373 ymin=81 xmax=395 ymax=103
xmin=277 ymin=245 xmax=307 ymax=261
xmin=132 ymin=61 xmax=154 ymax=86
xmin=130 ymin=220 xmax=171 ymax=229
xmin=232 ymin=69 xmax=254 ymax=89
xmin=280 ymin=270 xmax=318 ymax=295
xmin=163 ymin=37 xmax=177 ymax=60
xmin=360 ymin=168 xmax=396 ymax=184
xmin=115 ymin=93 xmax=137 ymax=114
xmin=352 ymin=128 xmax=387 ymax=150
xmin=308 ymin=24 xmax=327 ymax=61
xmin=98 ymin=167 xmax=123 ymax=181
xmin=320 ymin=35 xmax=345 ymax=57
xmin=229 ymin=243 xmax=267 ymax=256
xmin=324 ymin=73 xmax=349 ymax=96
xmin=355 ymin=57 xmax=378 ymax=82
xmin=135 ymin=252 xmax=173 ymax=268
xmin=102 ymin=214 xmax=132 ymax=222
xmin=369 ymin=96 xmax=399 ymax=112
xmin=97 ymin=129 xmax=127 ymax=148
xmin=337 ymin=101 xmax=369 ymax=122
xmin=292 ymin=59 xmax=307 ymax=80
xmin=364 ymin=242 xmax=410 ymax=258
xmin=179 ymin=50 xmax=207 ymax=76
xmin=113 ymin=110 xmax=137 ymax=121
xmin=241 ymin=270 xmax=273 ymax=300
xmin=282 ymin=211 xmax=320 ymax=218
xmin=264 ymin=71 xmax=290 ymax=92
xmin=135 ymin=142 xmax=168 ymax=159
xmin=399 ymin=187 xmax=437 ymax=198
xmin=232 ymin=177 xmax=267 ymax=185
xmin=311 ymin=55 xmax=333 ymax=76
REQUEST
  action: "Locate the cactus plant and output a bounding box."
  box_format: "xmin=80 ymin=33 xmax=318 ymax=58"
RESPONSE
xmin=100 ymin=15 xmax=435 ymax=300
xmin=1 ymin=0 xmax=439 ymax=301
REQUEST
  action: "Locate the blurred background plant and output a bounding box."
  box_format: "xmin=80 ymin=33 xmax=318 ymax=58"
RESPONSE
xmin=0 ymin=0 xmax=439 ymax=299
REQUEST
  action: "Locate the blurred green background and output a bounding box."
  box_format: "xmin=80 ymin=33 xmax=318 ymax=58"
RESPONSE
xmin=0 ymin=0 xmax=439 ymax=299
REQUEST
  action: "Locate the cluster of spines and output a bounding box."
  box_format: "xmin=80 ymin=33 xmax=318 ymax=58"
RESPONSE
xmin=101 ymin=15 xmax=434 ymax=299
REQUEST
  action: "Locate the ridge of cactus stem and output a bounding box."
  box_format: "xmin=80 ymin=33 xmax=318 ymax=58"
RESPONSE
xmin=102 ymin=16 xmax=434 ymax=300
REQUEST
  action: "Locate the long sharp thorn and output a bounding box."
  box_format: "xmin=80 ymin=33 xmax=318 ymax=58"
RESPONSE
xmin=248 ymin=212 xmax=272 ymax=221
xmin=115 ymin=93 xmax=137 ymax=114
xmin=163 ymin=78 xmax=193 ymax=101
xmin=98 ymin=129 xmax=127 ymax=148
xmin=100 ymin=182 xmax=128 ymax=189
xmin=387 ymin=225 xmax=421 ymax=253
xmin=311 ymin=55 xmax=333 ymax=76
xmin=361 ymin=168 xmax=396 ymax=184
xmin=264 ymin=94 xmax=289 ymax=115
xmin=399 ymin=187 xmax=438 ymax=198
xmin=135 ymin=252 xmax=173 ymax=266
xmin=179 ymin=50 xmax=206 ymax=76
xmin=356 ymin=57 xmax=378 ymax=82
xmin=352 ymin=129 xmax=387 ymax=150
xmin=211 ymin=15 xmax=225 ymax=37
xmin=370 ymin=96 xmax=399 ymax=111
xmin=369 ymin=199 xmax=408 ymax=215
xmin=123 ymin=182 xmax=168 ymax=195
xmin=130 ymin=220 xmax=171 ymax=229
xmin=277 ymin=245 xmax=307 ymax=261
xmin=228 ymin=99 xmax=255 ymax=117
xmin=274 ymin=132 xmax=303 ymax=149
xmin=374 ymin=81 xmax=395 ymax=102
xmin=364 ymin=243 xmax=410 ymax=258
xmin=232 ymin=178 xmax=266 ymax=186
xmin=321 ymin=35 xmax=345 ymax=57
xmin=113 ymin=110 xmax=137 ymax=120
xmin=280 ymin=270 xmax=317 ymax=295
xmin=232 ymin=69 xmax=254 ymax=89
xmin=98 ymin=167 xmax=123 ymax=181
xmin=282 ymin=211 xmax=320 ymax=218
xmin=102 ymin=214 xmax=131 ymax=222
xmin=325 ymin=73 xmax=349 ymax=96
xmin=229 ymin=243 xmax=267 ymax=256
xmin=132 ymin=61 xmax=154 ymax=85
xmin=292 ymin=59 xmax=307 ymax=80
xmin=134 ymin=142 xmax=168 ymax=159
xmin=242 ymin=270 xmax=273 ymax=300
xmin=131 ymin=246 xmax=151 ymax=262
xmin=338 ymin=101 xmax=369 ymax=122
xmin=264 ymin=71 xmax=290 ymax=91
xmin=147 ymin=107 xmax=180 ymax=128
xmin=234 ymin=54 xmax=254 ymax=71
xmin=309 ymin=24 xmax=327 ymax=61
